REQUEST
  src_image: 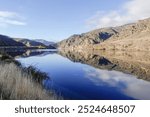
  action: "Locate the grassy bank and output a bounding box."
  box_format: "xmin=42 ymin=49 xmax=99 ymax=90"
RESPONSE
xmin=0 ymin=51 xmax=56 ymax=100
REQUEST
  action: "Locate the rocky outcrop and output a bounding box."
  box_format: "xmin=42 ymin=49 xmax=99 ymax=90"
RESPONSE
xmin=58 ymin=18 xmax=150 ymax=51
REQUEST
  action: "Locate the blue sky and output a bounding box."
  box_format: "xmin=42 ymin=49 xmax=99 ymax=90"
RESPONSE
xmin=0 ymin=0 xmax=150 ymax=42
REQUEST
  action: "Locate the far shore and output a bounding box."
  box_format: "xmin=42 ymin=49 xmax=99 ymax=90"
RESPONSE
xmin=0 ymin=46 xmax=51 ymax=49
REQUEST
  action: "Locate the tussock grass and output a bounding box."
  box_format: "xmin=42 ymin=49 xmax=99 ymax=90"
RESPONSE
xmin=0 ymin=51 xmax=21 ymax=66
xmin=0 ymin=63 xmax=56 ymax=100
xmin=22 ymin=66 xmax=49 ymax=83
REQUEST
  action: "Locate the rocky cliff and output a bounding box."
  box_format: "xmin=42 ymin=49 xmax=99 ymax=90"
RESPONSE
xmin=58 ymin=18 xmax=150 ymax=51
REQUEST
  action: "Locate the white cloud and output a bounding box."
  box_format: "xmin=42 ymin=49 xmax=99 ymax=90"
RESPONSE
xmin=0 ymin=11 xmax=26 ymax=27
xmin=86 ymin=0 xmax=150 ymax=29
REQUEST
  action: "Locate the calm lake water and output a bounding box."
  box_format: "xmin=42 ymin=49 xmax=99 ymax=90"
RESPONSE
xmin=16 ymin=49 xmax=150 ymax=100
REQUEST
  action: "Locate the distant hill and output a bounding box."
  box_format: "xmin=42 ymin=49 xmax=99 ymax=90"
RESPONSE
xmin=14 ymin=38 xmax=47 ymax=48
xmin=34 ymin=39 xmax=55 ymax=46
xmin=58 ymin=18 xmax=150 ymax=51
xmin=0 ymin=35 xmax=56 ymax=49
xmin=34 ymin=39 xmax=56 ymax=49
xmin=0 ymin=35 xmax=25 ymax=47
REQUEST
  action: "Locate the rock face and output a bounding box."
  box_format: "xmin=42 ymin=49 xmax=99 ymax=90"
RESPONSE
xmin=0 ymin=35 xmax=25 ymax=47
xmin=58 ymin=18 xmax=150 ymax=51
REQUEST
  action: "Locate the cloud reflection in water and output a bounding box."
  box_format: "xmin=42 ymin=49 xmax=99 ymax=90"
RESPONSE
xmin=84 ymin=68 xmax=150 ymax=99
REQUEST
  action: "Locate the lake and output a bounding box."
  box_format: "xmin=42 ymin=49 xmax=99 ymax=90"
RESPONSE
xmin=16 ymin=49 xmax=150 ymax=100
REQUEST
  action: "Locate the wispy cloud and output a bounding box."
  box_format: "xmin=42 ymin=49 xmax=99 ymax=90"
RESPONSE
xmin=86 ymin=0 xmax=150 ymax=29
xmin=0 ymin=11 xmax=26 ymax=27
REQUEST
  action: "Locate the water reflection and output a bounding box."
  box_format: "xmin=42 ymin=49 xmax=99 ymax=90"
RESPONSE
xmin=16 ymin=49 xmax=150 ymax=100
xmin=5 ymin=49 xmax=57 ymax=58
xmin=59 ymin=50 xmax=150 ymax=81
xmin=84 ymin=68 xmax=150 ymax=99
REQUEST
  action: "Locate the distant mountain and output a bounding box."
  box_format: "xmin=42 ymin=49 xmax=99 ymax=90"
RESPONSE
xmin=0 ymin=34 xmax=56 ymax=49
xmin=34 ymin=39 xmax=55 ymax=46
xmin=14 ymin=38 xmax=47 ymax=48
xmin=48 ymin=45 xmax=56 ymax=49
xmin=0 ymin=35 xmax=25 ymax=47
xmin=34 ymin=39 xmax=56 ymax=49
xmin=14 ymin=38 xmax=57 ymax=49
xmin=58 ymin=18 xmax=150 ymax=51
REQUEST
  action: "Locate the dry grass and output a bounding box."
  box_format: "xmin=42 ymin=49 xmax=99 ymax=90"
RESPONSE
xmin=0 ymin=63 xmax=56 ymax=100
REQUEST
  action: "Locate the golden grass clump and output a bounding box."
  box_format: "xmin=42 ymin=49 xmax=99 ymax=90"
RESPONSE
xmin=0 ymin=63 xmax=55 ymax=100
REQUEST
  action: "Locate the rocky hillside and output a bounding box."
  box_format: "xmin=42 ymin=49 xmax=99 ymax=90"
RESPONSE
xmin=0 ymin=35 xmax=25 ymax=47
xmin=58 ymin=18 xmax=150 ymax=51
xmin=58 ymin=28 xmax=117 ymax=49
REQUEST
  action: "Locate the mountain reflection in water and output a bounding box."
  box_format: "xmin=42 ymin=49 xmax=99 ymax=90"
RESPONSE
xmin=16 ymin=49 xmax=150 ymax=100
